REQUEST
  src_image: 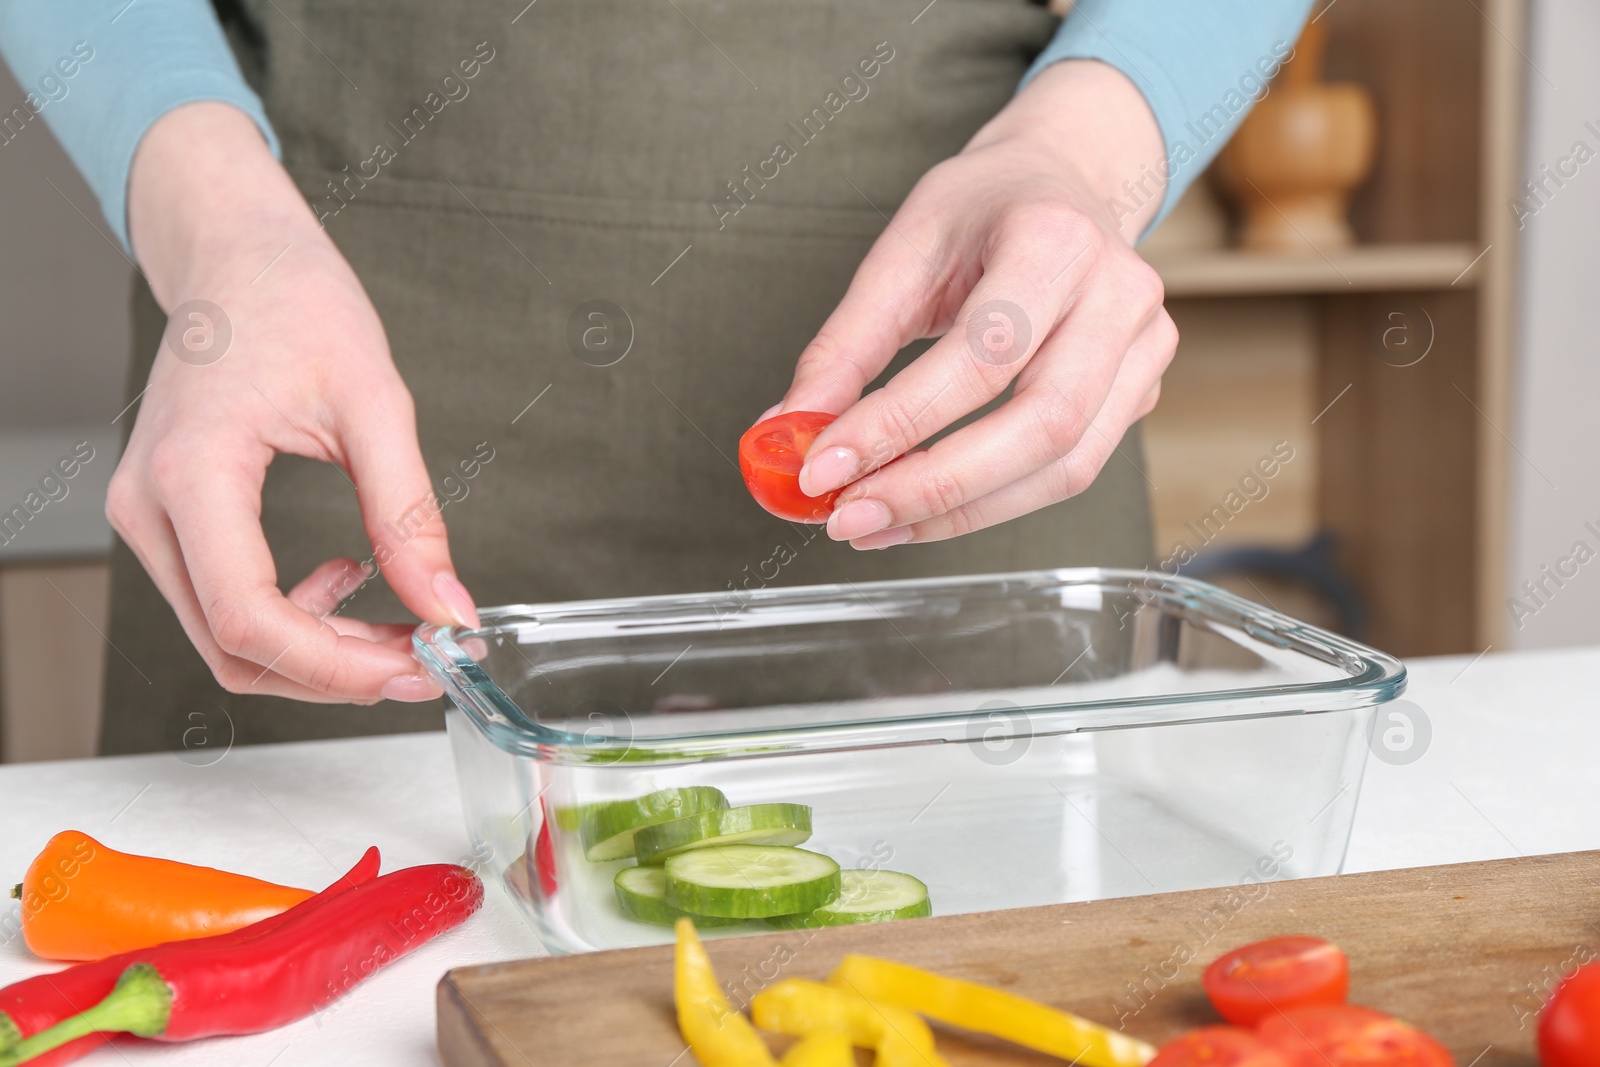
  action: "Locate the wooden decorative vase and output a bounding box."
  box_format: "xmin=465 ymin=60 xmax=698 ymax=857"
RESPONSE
xmin=1215 ymin=20 xmax=1376 ymax=254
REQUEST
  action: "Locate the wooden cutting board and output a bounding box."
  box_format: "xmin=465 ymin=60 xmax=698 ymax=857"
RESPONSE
xmin=438 ymin=851 xmax=1600 ymax=1067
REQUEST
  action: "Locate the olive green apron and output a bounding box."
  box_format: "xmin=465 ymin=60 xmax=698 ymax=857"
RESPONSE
xmin=101 ymin=0 xmax=1154 ymax=754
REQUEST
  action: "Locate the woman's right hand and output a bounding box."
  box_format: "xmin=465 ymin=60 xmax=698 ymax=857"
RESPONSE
xmin=108 ymin=102 xmax=475 ymax=704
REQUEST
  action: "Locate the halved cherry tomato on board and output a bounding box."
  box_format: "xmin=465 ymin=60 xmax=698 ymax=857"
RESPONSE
xmin=1539 ymin=963 xmax=1600 ymax=1067
xmin=1149 ymin=1027 xmax=1295 ymax=1067
xmin=738 ymin=411 xmax=842 ymax=522
xmin=1258 ymin=1005 xmax=1453 ymax=1067
xmin=1203 ymin=936 xmax=1350 ymax=1026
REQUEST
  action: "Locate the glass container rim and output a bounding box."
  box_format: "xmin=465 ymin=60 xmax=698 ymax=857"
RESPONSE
xmin=415 ymin=567 xmax=1406 ymax=765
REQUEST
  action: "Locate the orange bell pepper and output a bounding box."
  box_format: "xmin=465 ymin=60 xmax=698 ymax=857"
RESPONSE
xmin=12 ymin=830 xmax=314 ymax=961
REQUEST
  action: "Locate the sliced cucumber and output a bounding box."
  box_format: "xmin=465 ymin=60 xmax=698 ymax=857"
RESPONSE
xmin=633 ymin=803 xmax=812 ymax=864
xmin=579 ymin=787 xmax=729 ymax=861
xmin=613 ymin=865 xmax=743 ymax=927
xmin=767 ymin=869 xmax=932 ymax=928
xmin=664 ymin=845 xmax=840 ymax=918
xmin=552 ymin=803 xmax=595 ymax=832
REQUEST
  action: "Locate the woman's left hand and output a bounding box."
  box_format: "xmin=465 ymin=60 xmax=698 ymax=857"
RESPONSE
xmin=771 ymin=59 xmax=1177 ymax=549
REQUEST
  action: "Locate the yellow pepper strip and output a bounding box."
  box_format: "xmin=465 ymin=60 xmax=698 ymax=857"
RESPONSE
xmin=674 ymin=918 xmax=778 ymax=1067
xmin=828 ymin=955 xmax=1156 ymax=1067
xmin=779 ymin=1032 xmax=856 ymax=1067
xmin=751 ymin=978 xmax=948 ymax=1067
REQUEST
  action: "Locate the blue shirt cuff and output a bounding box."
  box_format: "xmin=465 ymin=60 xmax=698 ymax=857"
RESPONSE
xmin=1021 ymin=0 xmax=1314 ymax=241
xmin=0 ymin=0 xmax=280 ymax=254
xmin=94 ymin=71 xmax=280 ymax=253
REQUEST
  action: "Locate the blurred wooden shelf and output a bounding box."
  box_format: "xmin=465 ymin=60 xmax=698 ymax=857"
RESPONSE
xmin=1148 ymin=242 xmax=1484 ymax=298
xmin=1134 ymin=0 xmax=1525 ymax=659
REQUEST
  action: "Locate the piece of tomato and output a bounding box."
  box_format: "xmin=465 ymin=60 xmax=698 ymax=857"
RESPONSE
xmin=738 ymin=411 xmax=842 ymax=522
xmin=1149 ymin=1027 xmax=1296 ymax=1067
xmin=1258 ymin=1005 xmax=1453 ymax=1067
xmin=1539 ymin=963 xmax=1600 ymax=1067
xmin=532 ymin=801 xmax=558 ymax=899
xmin=1204 ymin=936 xmax=1350 ymax=1026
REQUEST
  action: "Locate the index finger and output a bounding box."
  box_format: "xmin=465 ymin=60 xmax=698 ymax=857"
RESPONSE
xmin=778 ymin=213 xmax=953 ymax=417
xmin=796 ymin=217 xmax=1103 ymax=497
xmin=160 ymin=449 xmax=433 ymax=700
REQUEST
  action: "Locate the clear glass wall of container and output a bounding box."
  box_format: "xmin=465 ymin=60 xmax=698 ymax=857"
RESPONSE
xmin=417 ymin=569 xmax=1405 ymax=955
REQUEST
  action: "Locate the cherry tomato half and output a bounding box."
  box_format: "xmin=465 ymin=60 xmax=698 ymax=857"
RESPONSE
xmin=1258 ymin=1005 xmax=1453 ymax=1067
xmin=1149 ymin=1027 xmax=1296 ymax=1067
xmin=738 ymin=411 xmax=842 ymax=522
xmin=1539 ymin=963 xmax=1600 ymax=1067
xmin=1204 ymin=936 xmax=1350 ymax=1026
xmin=532 ymin=800 xmax=558 ymax=899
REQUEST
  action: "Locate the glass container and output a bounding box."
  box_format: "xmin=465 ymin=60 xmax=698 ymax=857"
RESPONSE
xmin=415 ymin=568 xmax=1405 ymax=955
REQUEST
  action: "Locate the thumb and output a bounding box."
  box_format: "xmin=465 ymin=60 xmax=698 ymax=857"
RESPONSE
xmin=343 ymin=390 xmax=479 ymax=630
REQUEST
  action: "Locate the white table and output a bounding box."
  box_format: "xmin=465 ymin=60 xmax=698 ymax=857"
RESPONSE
xmin=2 ymin=647 xmax=1595 ymax=1066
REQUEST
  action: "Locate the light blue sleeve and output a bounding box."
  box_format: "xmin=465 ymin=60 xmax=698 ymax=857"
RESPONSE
xmin=1022 ymin=0 xmax=1315 ymax=237
xmin=0 ymin=0 xmax=279 ymax=252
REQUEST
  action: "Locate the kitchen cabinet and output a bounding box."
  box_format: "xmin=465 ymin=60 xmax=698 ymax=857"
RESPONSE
xmin=0 ymin=561 xmax=108 ymax=763
xmin=0 ymin=427 xmax=119 ymax=763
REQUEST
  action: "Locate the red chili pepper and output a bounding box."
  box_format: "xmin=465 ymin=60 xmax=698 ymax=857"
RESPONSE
xmin=0 ymin=863 xmax=481 ymax=1065
xmin=0 ymin=848 xmax=381 ymax=1066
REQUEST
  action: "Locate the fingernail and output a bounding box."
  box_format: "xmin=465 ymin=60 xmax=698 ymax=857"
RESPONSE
xmin=852 ymin=526 xmax=913 ymax=551
xmin=758 ymin=403 xmax=783 ymax=422
xmin=800 ymin=446 xmax=860 ymax=496
xmin=381 ymin=673 xmax=442 ymax=702
xmin=828 ymin=498 xmax=891 ymax=540
xmin=432 ymin=572 xmax=480 ymax=629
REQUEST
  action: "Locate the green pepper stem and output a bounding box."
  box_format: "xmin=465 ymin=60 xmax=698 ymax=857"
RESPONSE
xmin=0 ymin=1012 xmax=20 ymax=1052
xmin=0 ymin=964 xmax=171 ymax=1066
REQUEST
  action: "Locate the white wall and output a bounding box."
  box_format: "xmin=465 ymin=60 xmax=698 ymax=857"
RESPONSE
xmin=0 ymin=60 xmax=132 ymax=432
xmin=1504 ymin=0 xmax=1600 ymax=649
xmin=0 ymin=56 xmax=128 ymax=569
